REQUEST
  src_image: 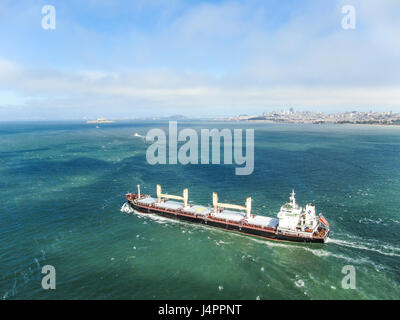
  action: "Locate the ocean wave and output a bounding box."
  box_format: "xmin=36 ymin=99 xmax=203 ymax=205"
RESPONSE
xmin=250 ymin=236 xmax=390 ymax=269
xmin=215 ymin=240 xmax=231 ymax=246
xmin=245 ymin=237 xmax=297 ymax=249
xmin=247 ymin=236 xmax=332 ymax=258
xmin=295 ymin=279 xmax=305 ymax=287
xmin=327 ymin=238 xmax=400 ymax=257
xmin=301 ymin=247 xmax=331 ymax=257
xmin=358 ymin=217 xmax=384 ymax=225
xmin=126 ymin=207 xmax=175 ymax=225
xmin=329 ymin=252 xmax=381 ymax=268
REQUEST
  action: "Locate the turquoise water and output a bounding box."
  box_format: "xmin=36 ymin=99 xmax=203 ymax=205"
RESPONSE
xmin=0 ymin=121 xmax=399 ymax=300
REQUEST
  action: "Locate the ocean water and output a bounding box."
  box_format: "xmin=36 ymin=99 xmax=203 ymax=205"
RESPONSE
xmin=0 ymin=121 xmax=399 ymax=300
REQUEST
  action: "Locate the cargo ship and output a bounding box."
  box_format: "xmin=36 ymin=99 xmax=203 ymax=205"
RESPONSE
xmin=121 ymin=185 xmax=330 ymax=243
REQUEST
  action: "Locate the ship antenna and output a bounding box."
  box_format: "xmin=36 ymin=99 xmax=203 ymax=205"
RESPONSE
xmin=137 ymin=184 xmax=141 ymax=198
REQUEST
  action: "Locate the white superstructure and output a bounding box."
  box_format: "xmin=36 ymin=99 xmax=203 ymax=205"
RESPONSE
xmin=277 ymin=189 xmax=321 ymax=235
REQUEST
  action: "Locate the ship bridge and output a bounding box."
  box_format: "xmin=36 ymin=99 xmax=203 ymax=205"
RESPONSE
xmin=277 ymin=189 xmax=319 ymax=232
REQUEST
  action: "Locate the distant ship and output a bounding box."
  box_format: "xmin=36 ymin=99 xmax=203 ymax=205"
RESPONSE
xmin=122 ymin=185 xmax=330 ymax=243
xmin=86 ymin=118 xmax=114 ymax=124
xmin=133 ymin=132 xmax=152 ymax=143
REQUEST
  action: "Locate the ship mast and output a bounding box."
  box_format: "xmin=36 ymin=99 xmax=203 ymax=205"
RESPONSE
xmin=290 ymin=189 xmax=296 ymax=207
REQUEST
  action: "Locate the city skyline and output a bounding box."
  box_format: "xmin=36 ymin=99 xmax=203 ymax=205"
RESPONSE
xmin=1 ymin=0 xmax=400 ymax=120
xmin=224 ymin=108 xmax=400 ymax=125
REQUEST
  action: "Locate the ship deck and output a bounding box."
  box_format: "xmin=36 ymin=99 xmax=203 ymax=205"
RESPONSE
xmin=136 ymin=197 xmax=279 ymax=229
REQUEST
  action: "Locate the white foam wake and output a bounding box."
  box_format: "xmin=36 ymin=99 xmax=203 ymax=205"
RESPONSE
xmin=121 ymin=203 xmax=189 ymax=226
xmin=327 ymin=238 xmax=400 ymax=257
xmin=120 ymin=202 xmax=135 ymax=214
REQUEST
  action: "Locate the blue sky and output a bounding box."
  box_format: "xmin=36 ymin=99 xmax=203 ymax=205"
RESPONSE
xmin=0 ymin=0 xmax=399 ymax=120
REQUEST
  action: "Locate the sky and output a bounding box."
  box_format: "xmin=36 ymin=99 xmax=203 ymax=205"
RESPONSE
xmin=0 ymin=0 xmax=399 ymax=120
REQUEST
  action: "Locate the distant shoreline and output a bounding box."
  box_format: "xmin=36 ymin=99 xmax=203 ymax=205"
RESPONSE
xmin=1 ymin=119 xmax=400 ymax=127
xmin=216 ymin=119 xmax=400 ymax=126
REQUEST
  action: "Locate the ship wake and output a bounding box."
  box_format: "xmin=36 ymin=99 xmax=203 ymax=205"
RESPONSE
xmin=121 ymin=202 xmax=135 ymax=214
xmin=326 ymin=237 xmax=400 ymax=258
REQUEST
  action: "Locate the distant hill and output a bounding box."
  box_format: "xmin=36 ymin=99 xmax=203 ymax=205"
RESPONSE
xmin=144 ymin=115 xmax=189 ymax=120
xmin=161 ymin=115 xmax=189 ymax=120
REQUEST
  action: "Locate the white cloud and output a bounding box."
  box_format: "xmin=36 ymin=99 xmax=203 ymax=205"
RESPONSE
xmin=1 ymin=56 xmax=400 ymax=120
xmin=0 ymin=0 xmax=400 ymax=119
